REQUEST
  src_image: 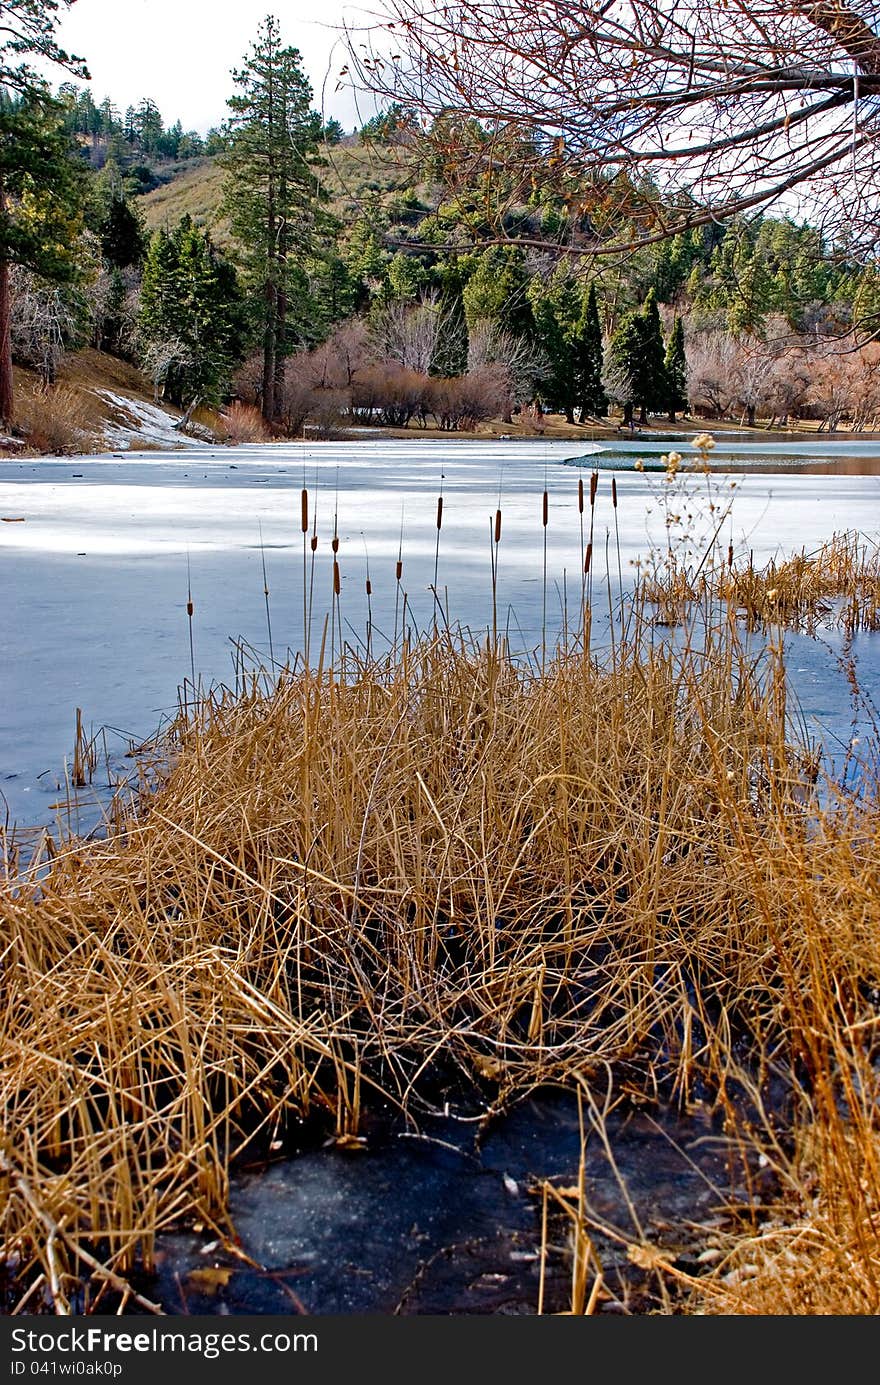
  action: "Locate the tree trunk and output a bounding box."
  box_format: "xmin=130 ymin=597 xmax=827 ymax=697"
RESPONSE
xmin=565 ymin=405 xmax=575 ymax=424
xmin=0 ymin=174 xmax=12 ymax=429
xmin=0 ymin=255 xmax=13 ymax=430
xmin=262 ymin=277 xmax=277 ymax=424
xmin=639 ymin=404 xmax=648 ymax=425
xmin=623 ymin=402 xmax=634 ymax=427
xmin=273 ymin=281 xmax=287 ymax=412
xmin=668 ymin=408 xmax=676 ymax=423
xmin=747 ymin=404 xmax=756 ymax=427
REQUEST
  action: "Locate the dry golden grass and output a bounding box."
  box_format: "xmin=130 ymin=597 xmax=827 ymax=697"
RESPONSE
xmin=217 ymin=401 xmax=272 ymax=444
xmin=2 ymin=590 xmax=879 ymax=1314
xmin=719 ymin=532 xmax=880 ymax=633
xmin=12 ymin=381 xmax=106 ymax=456
xmin=2 ymin=440 xmax=880 ymax=1315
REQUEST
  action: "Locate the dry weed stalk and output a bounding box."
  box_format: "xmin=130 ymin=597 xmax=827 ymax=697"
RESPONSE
xmin=2 ymin=439 xmax=880 ymax=1315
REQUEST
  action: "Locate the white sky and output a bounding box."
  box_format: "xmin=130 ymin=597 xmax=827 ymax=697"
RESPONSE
xmin=50 ymin=0 xmax=383 ymax=134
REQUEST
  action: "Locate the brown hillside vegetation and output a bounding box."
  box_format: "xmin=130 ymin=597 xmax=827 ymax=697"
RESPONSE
xmin=140 ymin=139 xmax=422 ymax=242
xmin=3 ymin=352 xmax=210 ymax=457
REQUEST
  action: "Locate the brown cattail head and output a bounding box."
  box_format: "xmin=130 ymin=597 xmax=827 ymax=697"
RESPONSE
xmin=333 ymin=561 xmax=340 ymax=596
xmin=585 ymin=542 xmax=593 ymax=575
xmin=366 ymin=578 xmax=372 ymax=597
xmin=301 ymin=489 xmax=308 ymax=533
xmin=542 ymin=491 xmax=548 ymax=528
xmin=311 ymin=535 xmax=318 ymax=553
xmin=396 ymin=560 xmax=403 ymax=581
xmin=590 ymin=471 xmax=598 ymax=506
xmin=494 ymin=509 xmax=502 ymax=544
xmin=186 ymin=600 xmax=194 ymax=617
xmin=611 ymin=477 xmax=618 ymax=509
xmin=728 ymin=544 xmax=734 ymax=567
xmin=332 ymin=535 xmax=339 ymax=554
xmin=578 ymin=478 xmax=584 ymax=514
xmin=436 ymin=496 xmax=443 ymax=530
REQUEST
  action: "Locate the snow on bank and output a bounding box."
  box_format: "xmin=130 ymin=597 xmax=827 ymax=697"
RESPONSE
xmin=96 ymin=390 xmax=213 ymax=451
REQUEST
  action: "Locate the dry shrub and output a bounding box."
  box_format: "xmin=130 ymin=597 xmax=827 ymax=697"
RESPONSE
xmin=232 ymin=353 xmax=264 ymax=409
xmin=276 ymin=362 xmax=317 ymax=437
xmin=218 ymin=401 xmax=272 ymax=444
xmin=429 ymin=364 xmax=508 ymax=430
xmin=14 ymin=383 xmax=104 ymax=455
xmin=307 ymin=387 xmax=350 ymax=439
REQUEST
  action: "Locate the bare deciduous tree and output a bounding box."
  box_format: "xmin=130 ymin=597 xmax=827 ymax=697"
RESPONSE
xmin=370 ymin=291 xmax=446 ymax=373
xmin=349 ymin=0 xmax=880 ymax=258
xmin=9 ymin=267 xmax=82 ymax=383
xmin=467 ymin=316 xmax=544 ymax=420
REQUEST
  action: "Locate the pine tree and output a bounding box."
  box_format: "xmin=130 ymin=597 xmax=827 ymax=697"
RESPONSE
xmin=529 ymin=269 xmax=577 ymax=421
xmin=0 ymin=93 xmax=86 ymax=423
xmin=574 ymin=283 xmax=607 ymax=420
xmin=462 ymin=246 xmax=534 ymax=340
xmin=607 ymin=310 xmax=642 ymax=427
xmin=0 ymin=2 xmax=88 ymax=424
xmin=664 ymin=316 xmax=688 ymax=422
xmin=220 ymin=15 xmax=326 ymax=422
xmin=638 ymin=289 xmax=668 ymax=423
xmin=139 ymin=217 xmax=246 ymax=409
xmin=608 ymin=291 xmax=668 ymax=426
xmin=94 ymin=190 xmax=145 ymax=269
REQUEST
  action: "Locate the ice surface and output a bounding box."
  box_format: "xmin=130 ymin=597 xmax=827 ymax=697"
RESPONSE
xmin=1 ymin=437 xmax=879 ymax=834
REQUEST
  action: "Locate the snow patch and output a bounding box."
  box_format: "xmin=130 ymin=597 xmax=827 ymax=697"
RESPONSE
xmin=96 ymin=390 xmax=212 ymax=450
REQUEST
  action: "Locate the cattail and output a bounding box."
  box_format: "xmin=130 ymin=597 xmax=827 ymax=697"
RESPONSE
xmin=542 ymin=491 xmax=548 ymax=527
xmin=728 ymin=544 xmax=734 ymax=568
xmin=396 ymin=559 xmax=403 ymax=581
xmin=436 ymin=496 xmax=443 ymax=530
xmin=301 ymin=489 xmax=308 ymax=534
xmin=311 ymin=534 xmax=318 ymax=553
xmin=590 ymin=471 xmax=598 ymax=506
xmin=332 ymin=535 xmax=339 ymax=554
xmin=186 ymin=597 xmax=194 ymax=618
xmin=495 ymin=508 xmax=502 ymax=543
xmin=612 ymin=477 xmax=618 ymax=509
xmin=333 ymin=561 xmax=341 ymax=596
xmin=578 ymin=478 xmax=584 ymax=514
xmin=585 ymin=542 xmax=593 ymax=574
xmin=366 ymin=577 xmax=372 ymax=596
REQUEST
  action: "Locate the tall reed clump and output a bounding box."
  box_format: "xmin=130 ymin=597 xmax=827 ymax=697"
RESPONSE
xmin=2 ymin=462 xmax=880 ymax=1314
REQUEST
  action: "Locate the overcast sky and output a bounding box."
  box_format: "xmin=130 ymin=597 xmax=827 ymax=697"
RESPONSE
xmin=50 ymin=0 xmax=382 ymax=133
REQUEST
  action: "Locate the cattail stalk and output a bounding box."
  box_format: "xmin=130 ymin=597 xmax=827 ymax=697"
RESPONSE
xmin=542 ymin=487 xmax=549 ymax=672
xmin=259 ymin=523 xmax=275 ymax=669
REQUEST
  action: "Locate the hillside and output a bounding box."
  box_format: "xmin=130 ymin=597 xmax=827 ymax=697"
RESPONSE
xmin=140 ymin=159 xmax=229 ymax=241
xmin=140 ymin=137 xmax=426 ymax=243
xmin=5 ymin=350 xmax=218 ymax=457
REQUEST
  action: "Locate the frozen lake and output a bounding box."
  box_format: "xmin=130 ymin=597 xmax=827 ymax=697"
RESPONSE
xmin=2 ymin=436 xmax=879 ymax=838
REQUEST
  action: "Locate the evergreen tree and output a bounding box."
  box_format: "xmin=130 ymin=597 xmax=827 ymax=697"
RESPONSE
xmin=139 ymin=216 xmax=246 ymax=409
xmin=574 ymin=283 xmax=607 ymax=420
xmin=462 ymin=246 xmax=534 ymax=339
xmin=0 ymin=2 xmax=88 ymax=424
xmin=664 ymin=315 xmax=688 ymax=422
xmin=0 ymin=92 xmax=86 ymax=423
xmin=608 ymin=291 xmax=667 ymax=426
xmin=607 ymin=310 xmax=641 ymax=427
xmin=529 ymin=269 xmax=577 ymax=421
xmin=636 ymin=290 xmax=668 ymax=423
xmin=94 ymin=190 xmax=145 ymax=269
xmin=220 ymin=15 xmax=327 ymax=421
